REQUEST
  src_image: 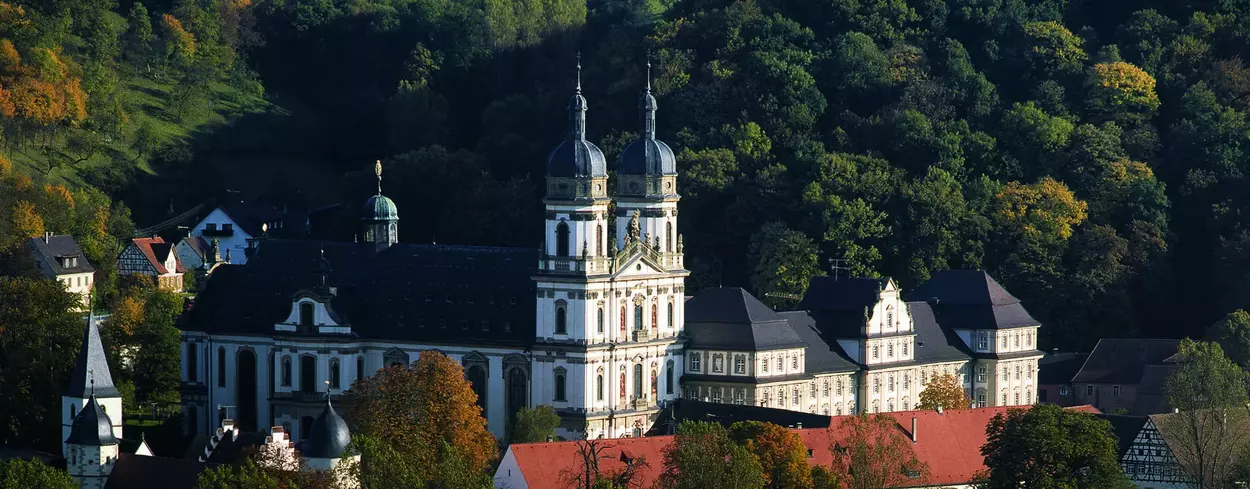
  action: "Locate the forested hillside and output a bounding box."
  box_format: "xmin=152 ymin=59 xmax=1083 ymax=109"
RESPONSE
xmin=4 ymin=0 xmax=1250 ymax=350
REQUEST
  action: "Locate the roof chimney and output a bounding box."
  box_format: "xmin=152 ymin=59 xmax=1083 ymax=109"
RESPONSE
xmin=44 ymin=231 xmax=52 ymax=243
xmin=910 ymin=417 xmax=917 ymax=443
xmin=936 ymin=405 xmax=944 ymax=415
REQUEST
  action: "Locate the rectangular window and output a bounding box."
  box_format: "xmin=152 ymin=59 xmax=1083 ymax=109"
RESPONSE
xmin=792 ymin=387 xmax=799 ymax=405
xmin=978 ymin=332 xmax=988 ymax=350
xmin=976 ymin=365 xmax=986 ymax=383
xmin=810 ymin=382 xmax=816 ymax=398
xmin=872 ymin=346 xmax=879 ymax=359
xmin=776 ymin=357 xmax=783 ymax=371
xmin=1001 ymin=336 xmax=1007 ymax=348
xmin=761 ymin=357 xmax=768 ymax=373
xmin=1113 ymin=385 xmax=1121 ymax=397
xmin=222 ymin=223 xmax=233 ymax=232
xmin=206 ymin=223 xmax=216 ymax=231
xmin=733 ymin=355 xmax=746 ymax=374
xmin=217 ymin=348 xmax=226 ymax=387
xmin=712 ymin=389 xmax=722 ymax=404
xmin=1059 ymin=385 xmax=1069 ymax=396
xmin=734 ymin=390 xmax=745 ymax=405
xmin=1086 ymin=385 xmax=1094 ymax=396
xmin=976 ymin=392 xmax=986 ymax=408
xmin=690 ymin=353 xmax=701 ymax=372
xmin=792 ymin=356 xmax=798 ymax=369
xmin=902 ymin=344 xmax=908 ymax=356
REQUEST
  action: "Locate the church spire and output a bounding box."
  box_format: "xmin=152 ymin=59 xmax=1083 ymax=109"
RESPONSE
xmin=66 ymin=294 xmax=120 ymax=399
xmin=568 ymin=51 xmax=588 ymax=141
xmin=640 ymin=51 xmax=657 ymax=140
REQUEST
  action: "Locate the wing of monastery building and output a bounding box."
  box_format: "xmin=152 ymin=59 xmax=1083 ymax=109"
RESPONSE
xmin=177 ymin=58 xmax=1043 ymax=444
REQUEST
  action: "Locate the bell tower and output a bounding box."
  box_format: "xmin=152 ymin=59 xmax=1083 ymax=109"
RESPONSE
xmin=362 ymin=161 xmax=399 ymax=247
xmin=616 ymin=55 xmax=680 ymax=255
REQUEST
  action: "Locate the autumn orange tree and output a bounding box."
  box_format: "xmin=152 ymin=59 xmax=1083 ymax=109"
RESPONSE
xmin=344 ymin=350 xmax=496 ymax=483
xmin=730 ymin=421 xmax=813 ymax=489
xmin=916 ymin=374 xmax=970 ymax=411
xmin=830 ymin=414 xmax=929 ymax=489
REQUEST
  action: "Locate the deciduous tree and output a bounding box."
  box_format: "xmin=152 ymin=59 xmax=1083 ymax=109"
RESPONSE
xmin=510 ymin=405 xmax=561 ymax=443
xmin=730 ymin=421 xmax=813 ymax=489
xmin=832 ymin=414 xmax=928 ymax=489
xmin=0 ymin=277 xmax=82 ymax=452
xmin=1161 ymin=339 xmax=1250 ymax=488
xmin=916 ymin=373 xmax=969 ymax=411
xmin=980 ymin=404 xmax=1131 ymax=488
xmin=0 ymin=458 xmax=76 ymax=488
xmin=748 ymin=222 xmax=822 ymax=308
xmin=1207 ymin=310 xmax=1250 ymax=369
xmin=345 ymin=350 xmax=496 ymax=479
xmin=656 ymin=421 xmax=764 ymax=489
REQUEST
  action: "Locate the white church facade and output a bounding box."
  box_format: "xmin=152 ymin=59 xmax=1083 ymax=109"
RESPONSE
xmin=177 ymin=60 xmax=1042 ymax=444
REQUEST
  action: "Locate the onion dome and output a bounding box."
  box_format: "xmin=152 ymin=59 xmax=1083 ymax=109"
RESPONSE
xmin=619 ymin=56 xmax=676 ymax=177
xmin=303 ymin=400 xmax=351 ymax=459
xmin=363 ymin=161 xmax=399 ymax=221
xmin=547 ymin=53 xmax=608 ymax=179
xmin=65 ymin=394 xmax=118 ymax=446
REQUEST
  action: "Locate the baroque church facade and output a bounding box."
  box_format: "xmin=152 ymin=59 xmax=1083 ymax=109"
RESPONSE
xmin=178 ymin=60 xmax=1042 ymax=443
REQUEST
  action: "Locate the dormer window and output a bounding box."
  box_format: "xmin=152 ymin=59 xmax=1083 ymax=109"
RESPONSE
xmin=222 ymin=223 xmax=233 ymax=232
xmin=206 ymin=223 xmax=217 ymax=231
xmin=299 ymin=302 xmax=314 ymax=326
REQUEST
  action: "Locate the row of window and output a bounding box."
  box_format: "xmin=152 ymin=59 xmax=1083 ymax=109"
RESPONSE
xmin=188 ymin=344 xmax=362 ymax=393
xmin=688 ymin=351 xmax=803 ymax=375
xmin=554 ymin=361 xmax=677 ymax=403
xmin=423 ymin=293 xmax=519 ymax=306
xmin=999 ymin=387 xmax=1034 ymax=405
xmin=60 ymin=275 xmax=89 ymax=287
xmin=975 ymin=330 xmax=1035 ymax=351
xmin=973 ymin=363 xmax=1035 ymax=383
xmin=871 ymin=373 xmax=915 ymax=393
xmin=552 ymin=221 xmax=676 ymax=257
xmin=559 ymin=302 xmax=676 ymax=336
xmin=870 ymin=341 xmax=909 ymax=361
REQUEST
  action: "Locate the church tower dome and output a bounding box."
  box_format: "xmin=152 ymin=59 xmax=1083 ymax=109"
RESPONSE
xmin=65 ymin=390 xmax=120 ymax=489
xmin=614 ymin=55 xmax=681 ymax=254
xmin=618 ymin=56 xmax=677 ymax=183
xmin=301 ymin=398 xmax=360 ymax=487
xmin=545 ymin=53 xmax=609 ymax=186
xmin=362 ymin=160 xmax=398 ymax=247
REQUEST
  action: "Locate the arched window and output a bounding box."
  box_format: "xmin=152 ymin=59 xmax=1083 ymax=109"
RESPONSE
xmin=633 ymin=364 xmax=644 ymax=399
xmin=667 ymin=302 xmax=674 ymax=329
xmin=281 ymin=356 xmax=292 ymax=386
xmin=554 ymin=369 xmax=567 ymax=402
xmin=596 ymin=368 xmax=604 ymax=401
xmin=597 ymin=307 xmax=604 ymax=333
xmin=329 ymin=358 xmax=341 ymax=389
xmin=299 ymin=356 xmax=316 ymax=393
xmin=620 ymin=307 xmax=626 ymax=334
xmin=596 ymin=224 xmax=603 ymax=256
xmin=619 ymin=371 xmax=626 ymax=400
xmin=356 ymin=357 xmax=364 ymax=382
xmin=650 ymin=366 xmax=658 ymax=398
xmin=665 ymin=221 xmax=672 ymax=252
xmin=217 ymin=347 xmax=226 ymax=387
xmin=665 ymin=360 xmax=674 ymax=394
xmin=188 ymin=343 xmax=198 ymax=382
xmin=651 ymin=305 xmax=658 ymax=333
xmin=555 ymin=307 xmax=567 ymax=335
xmin=299 ymin=302 xmax=314 ymax=326
xmin=555 ymin=221 xmax=570 ymax=257
xmin=466 ymin=365 xmax=487 ymax=412
xmin=634 ymin=305 xmax=643 ymax=331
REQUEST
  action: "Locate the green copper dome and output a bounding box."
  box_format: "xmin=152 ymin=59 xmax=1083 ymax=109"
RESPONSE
xmin=363 ymin=194 xmax=398 ymax=222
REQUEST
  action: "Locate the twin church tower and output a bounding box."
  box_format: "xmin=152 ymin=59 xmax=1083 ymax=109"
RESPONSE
xmin=533 ymin=54 xmax=688 ymax=438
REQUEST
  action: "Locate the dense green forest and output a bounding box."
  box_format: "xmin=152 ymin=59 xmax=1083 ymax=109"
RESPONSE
xmin=3 ymin=0 xmax=1250 ymax=350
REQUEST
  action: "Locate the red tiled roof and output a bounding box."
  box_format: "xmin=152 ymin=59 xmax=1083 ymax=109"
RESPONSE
xmin=130 ymin=237 xmax=185 ymax=274
xmin=506 ymin=405 xmax=1101 ymax=489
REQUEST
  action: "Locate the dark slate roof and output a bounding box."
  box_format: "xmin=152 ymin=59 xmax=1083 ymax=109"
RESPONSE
xmin=904 ymin=270 xmax=1039 ymax=330
xmin=103 ymin=453 xmax=213 ymax=489
xmin=65 ymin=395 xmax=118 ymax=446
xmin=1131 ymin=364 xmax=1177 ymax=415
xmin=26 ymin=234 xmax=94 ymax=276
xmin=1038 ymin=352 xmax=1089 ymax=385
xmin=180 ymin=236 xmax=213 ymax=261
xmin=684 ymin=288 xmax=805 ymax=351
xmin=619 ymin=139 xmax=676 ymax=177
xmin=1095 ymin=414 xmax=1148 ymax=459
xmin=909 ymin=302 xmax=974 ymax=364
xmin=647 ymin=399 xmax=831 ymax=436
xmin=547 ymin=139 xmax=607 ymax=178
xmin=303 ymin=401 xmax=351 ymax=459
xmin=218 ymin=200 xmax=286 ymax=237
xmin=798 ymin=277 xmax=887 ymax=312
xmin=66 ymin=317 xmax=121 ymax=398
xmin=181 ymin=239 xmax=538 ymax=346
xmin=1071 ymin=339 xmax=1183 ymax=384
xmin=779 ymin=311 xmax=860 ymax=374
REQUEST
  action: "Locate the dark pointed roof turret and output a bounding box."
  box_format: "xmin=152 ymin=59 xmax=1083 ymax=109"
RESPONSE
xmin=546 ymin=52 xmax=607 ymax=179
xmin=65 ymin=390 xmax=118 ymax=446
xmin=363 ymin=160 xmax=399 ymax=222
xmin=619 ymin=52 xmax=676 ymax=178
xmin=303 ymin=399 xmax=351 ymax=459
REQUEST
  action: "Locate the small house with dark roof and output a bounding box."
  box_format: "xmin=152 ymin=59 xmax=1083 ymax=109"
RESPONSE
xmin=27 ymin=232 xmax=95 ymax=309
xmin=118 ymin=237 xmax=185 ymax=291
xmin=1037 ymin=351 xmax=1088 ymax=406
xmin=1072 ymin=338 xmax=1182 ymax=415
xmin=186 ymin=198 xmax=292 ymax=266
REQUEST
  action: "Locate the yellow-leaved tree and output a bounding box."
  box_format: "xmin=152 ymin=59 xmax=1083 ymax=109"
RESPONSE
xmin=1087 ymin=61 xmax=1160 ymax=121
xmin=916 ymin=374 xmax=971 ymax=411
xmin=993 ymin=177 xmax=1088 ymax=241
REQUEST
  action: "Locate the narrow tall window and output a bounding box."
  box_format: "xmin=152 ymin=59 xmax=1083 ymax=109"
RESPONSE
xmin=217 ymin=347 xmax=226 ymax=387
xmin=188 ymin=343 xmax=198 ymax=382
xmin=651 ymin=305 xmax=658 ymax=333
xmin=666 ymin=360 xmax=674 ymax=394
xmin=596 ymin=372 xmax=604 ymax=401
xmin=299 ymin=302 xmax=314 ymax=326
xmin=634 ymin=305 xmax=643 ymax=331
xmin=555 ymin=222 xmax=570 ymax=257
xmin=356 ymin=357 xmax=364 ymax=381
xmin=281 ymin=357 xmax=292 ymax=386
xmin=555 ymin=307 xmax=567 ymax=335
xmin=665 ymin=222 xmax=672 ymax=252
xmin=633 ymin=364 xmax=643 ymax=399
xmin=330 ymin=359 xmax=341 ymax=389
xmin=620 ymin=307 xmax=626 ymax=334
xmin=597 ymin=307 xmax=604 ymax=333
xmin=596 ymin=224 xmax=603 ymax=256
xmin=555 ymin=372 xmax=567 ymax=401
xmin=667 ymin=302 xmax=674 ymax=329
